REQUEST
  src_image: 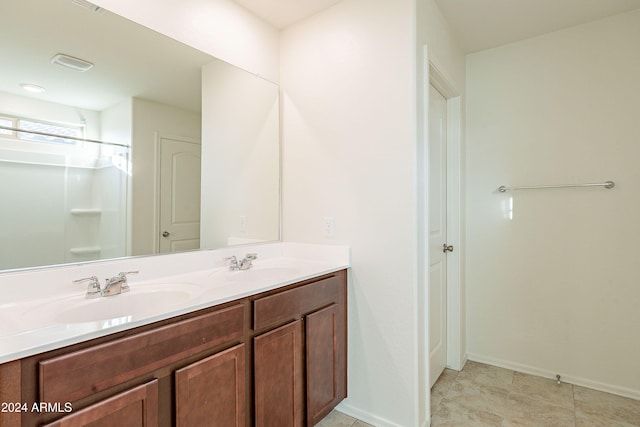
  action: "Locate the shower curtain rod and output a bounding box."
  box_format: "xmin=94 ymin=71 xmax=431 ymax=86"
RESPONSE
xmin=498 ymin=181 xmax=615 ymax=193
xmin=0 ymin=125 xmax=129 ymax=148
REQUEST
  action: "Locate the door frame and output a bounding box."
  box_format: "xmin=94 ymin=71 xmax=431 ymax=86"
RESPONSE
xmin=431 ymin=62 xmax=465 ymax=372
xmin=421 ymin=50 xmax=465 ymax=377
xmin=153 ymin=132 xmax=201 ymax=253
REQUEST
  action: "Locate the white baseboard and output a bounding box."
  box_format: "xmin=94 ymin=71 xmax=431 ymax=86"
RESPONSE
xmin=445 ymin=351 xmax=468 ymax=372
xmin=336 ymin=400 xmax=402 ymax=427
xmin=467 ymin=353 xmax=640 ymax=401
xmin=335 ymin=400 xmax=432 ymax=427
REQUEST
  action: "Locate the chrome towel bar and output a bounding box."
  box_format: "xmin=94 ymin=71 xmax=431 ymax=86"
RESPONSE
xmin=498 ymin=181 xmax=615 ymax=193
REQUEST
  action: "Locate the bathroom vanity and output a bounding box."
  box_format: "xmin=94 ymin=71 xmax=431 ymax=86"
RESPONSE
xmin=0 ymin=243 xmax=349 ymax=427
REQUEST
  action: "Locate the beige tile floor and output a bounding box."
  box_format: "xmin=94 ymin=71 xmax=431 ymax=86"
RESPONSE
xmin=318 ymin=361 xmax=640 ymax=427
xmin=316 ymin=410 xmax=376 ymax=427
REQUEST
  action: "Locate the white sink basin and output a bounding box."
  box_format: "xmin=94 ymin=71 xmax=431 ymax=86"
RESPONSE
xmin=210 ymin=267 xmax=302 ymax=283
xmin=22 ymin=283 xmax=203 ymax=325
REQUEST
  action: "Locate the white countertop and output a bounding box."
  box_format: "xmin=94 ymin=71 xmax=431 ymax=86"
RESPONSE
xmin=0 ymin=242 xmax=350 ymax=364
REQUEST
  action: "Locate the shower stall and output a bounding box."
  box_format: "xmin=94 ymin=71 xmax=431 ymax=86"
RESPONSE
xmin=0 ymin=124 xmax=129 ymax=271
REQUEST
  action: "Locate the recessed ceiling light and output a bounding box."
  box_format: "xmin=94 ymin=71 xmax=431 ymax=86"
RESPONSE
xmin=19 ymin=83 xmax=46 ymax=93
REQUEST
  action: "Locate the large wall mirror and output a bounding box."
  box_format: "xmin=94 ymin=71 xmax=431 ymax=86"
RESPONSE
xmin=0 ymin=0 xmax=280 ymax=272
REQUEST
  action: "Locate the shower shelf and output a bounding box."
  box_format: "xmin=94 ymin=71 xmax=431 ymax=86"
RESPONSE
xmin=69 ymin=246 xmax=102 ymax=255
xmin=70 ymin=209 xmax=102 ymax=216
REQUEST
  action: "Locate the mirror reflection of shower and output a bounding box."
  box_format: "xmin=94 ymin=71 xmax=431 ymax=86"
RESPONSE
xmin=0 ymin=118 xmax=129 ymax=270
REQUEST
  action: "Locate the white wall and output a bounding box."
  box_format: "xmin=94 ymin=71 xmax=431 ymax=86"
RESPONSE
xmin=281 ymin=1 xmax=419 ymax=425
xmin=91 ymin=0 xmax=279 ymax=82
xmin=0 ymin=91 xmax=100 ymax=139
xmin=466 ymin=10 xmax=640 ymax=398
xmin=417 ymin=1 xmax=466 ymax=91
xmin=91 ymin=0 xmax=281 ymax=255
xmin=201 ymin=59 xmax=280 ymax=249
xmin=101 ymin=99 xmax=132 ymax=147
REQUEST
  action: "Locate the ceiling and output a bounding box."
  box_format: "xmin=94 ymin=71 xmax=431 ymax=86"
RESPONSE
xmin=233 ymin=0 xmax=344 ymax=28
xmin=234 ymin=0 xmax=640 ymax=53
xmin=0 ymin=0 xmax=212 ymax=113
xmin=435 ymin=0 xmax=640 ymax=53
xmin=4 ymin=0 xmax=640 ymax=115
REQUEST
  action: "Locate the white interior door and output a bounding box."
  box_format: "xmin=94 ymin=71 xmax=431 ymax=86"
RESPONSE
xmin=159 ymin=137 xmax=201 ymax=253
xmin=429 ymin=84 xmax=448 ymax=387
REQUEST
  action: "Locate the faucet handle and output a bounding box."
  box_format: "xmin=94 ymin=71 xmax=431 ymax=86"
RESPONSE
xmin=238 ymin=253 xmax=257 ymax=270
xmin=73 ymin=276 xmax=102 ymax=298
xmin=117 ymin=271 xmax=139 ymax=292
xmin=224 ymin=256 xmax=239 ymax=270
xmin=118 ymin=271 xmax=139 ymax=278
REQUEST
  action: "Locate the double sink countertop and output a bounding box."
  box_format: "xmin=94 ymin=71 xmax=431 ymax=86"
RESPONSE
xmin=0 ymin=242 xmax=350 ymax=364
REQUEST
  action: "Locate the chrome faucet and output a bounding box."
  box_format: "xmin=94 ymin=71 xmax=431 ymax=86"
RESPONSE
xmin=224 ymin=253 xmax=258 ymax=271
xmin=224 ymin=256 xmax=240 ymax=271
xmin=74 ymin=271 xmax=139 ymax=298
xmin=103 ymin=271 xmax=138 ymax=296
xmin=239 ymin=253 xmax=257 ymax=270
xmin=73 ymin=276 xmax=102 ymax=299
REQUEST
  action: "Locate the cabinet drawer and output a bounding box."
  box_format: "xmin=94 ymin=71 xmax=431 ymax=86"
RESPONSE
xmin=40 ymin=304 xmax=245 ymax=404
xmin=253 ymin=274 xmax=341 ymax=331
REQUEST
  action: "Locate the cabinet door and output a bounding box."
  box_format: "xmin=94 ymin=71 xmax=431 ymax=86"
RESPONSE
xmin=43 ymin=380 xmax=158 ymax=427
xmin=175 ymin=344 xmax=245 ymax=427
xmin=254 ymin=320 xmax=303 ymax=427
xmin=306 ymin=304 xmax=345 ymax=426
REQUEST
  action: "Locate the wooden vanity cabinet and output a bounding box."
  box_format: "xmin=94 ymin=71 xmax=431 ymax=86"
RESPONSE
xmin=252 ymin=270 xmax=347 ymax=427
xmin=5 ymin=269 xmax=347 ymax=427
xmin=20 ymin=303 xmax=246 ymax=427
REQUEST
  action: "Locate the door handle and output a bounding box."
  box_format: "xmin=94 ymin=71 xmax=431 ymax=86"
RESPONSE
xmin=442 ymin=243 xmax=454 ymax=253
xmin=162 ymin=231 xmax=170 ymax=237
